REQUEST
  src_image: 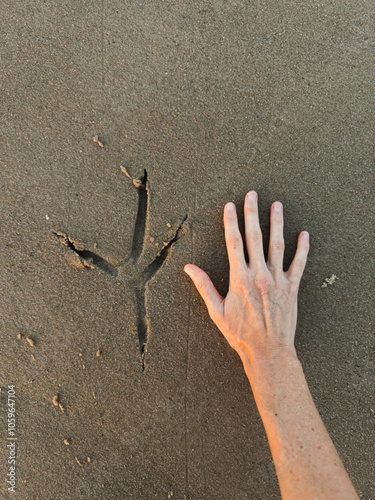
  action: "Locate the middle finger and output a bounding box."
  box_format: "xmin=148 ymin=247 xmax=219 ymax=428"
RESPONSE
xmin=223 ymin=202 xmax=247 ymax=276
xmin=244 ymin=191 xmax=266 ymax=270
xmin=267 ymin=201 xmax=285 ymax=279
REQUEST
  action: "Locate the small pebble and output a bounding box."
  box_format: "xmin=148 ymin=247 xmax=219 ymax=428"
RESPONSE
xmin=321 ymin=274 xmax=338 ymax=288
xmin=120 ymin=165 xmax=131 ymax=178
xmin=26 ymin=337 xmax=35 ymax=347
xmin=93 ymin=136 xmax=104 ymax=148
xmin=63 ymin=439 xmax=70 ymax=446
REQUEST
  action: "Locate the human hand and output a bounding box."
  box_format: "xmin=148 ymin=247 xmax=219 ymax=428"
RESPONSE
xmin=184 ymin=191 xmax=309 ymax=367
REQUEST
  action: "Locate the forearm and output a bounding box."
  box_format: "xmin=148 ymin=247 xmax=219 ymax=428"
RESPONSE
xmin=239 ymin=348 xmax=359 ymax=500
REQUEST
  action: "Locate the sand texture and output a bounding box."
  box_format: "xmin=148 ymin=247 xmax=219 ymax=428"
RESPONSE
xmin=0 ymin=1 xmax=374 ymax=499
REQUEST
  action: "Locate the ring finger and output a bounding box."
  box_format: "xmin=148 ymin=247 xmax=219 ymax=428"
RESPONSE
xmin=267 ymin=201 xmax=285 ymax=279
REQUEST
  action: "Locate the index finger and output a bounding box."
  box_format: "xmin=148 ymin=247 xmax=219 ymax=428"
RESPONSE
xmin=223 ymin=202 xmax=247 ymax=276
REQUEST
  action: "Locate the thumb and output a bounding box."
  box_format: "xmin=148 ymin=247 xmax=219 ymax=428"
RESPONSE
xmin=184 ymin=264 xmax=224 ymax=324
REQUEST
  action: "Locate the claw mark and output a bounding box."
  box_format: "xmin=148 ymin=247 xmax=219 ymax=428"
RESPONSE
xmin=52 ymin=231 xmax=118 ymax=276
xmin=130 ymin=169 xmax=148 ymax=262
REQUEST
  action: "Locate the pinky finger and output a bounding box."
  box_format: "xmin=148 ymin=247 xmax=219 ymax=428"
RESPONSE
xmin=184 ymin=264 xmax=224 ymax=324
xmin=286 ymin=231 xmax=310 ymax=286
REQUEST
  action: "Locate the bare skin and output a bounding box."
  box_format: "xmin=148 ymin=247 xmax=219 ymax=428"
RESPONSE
xmin=184 ymin=191 xmax=359 ymax=500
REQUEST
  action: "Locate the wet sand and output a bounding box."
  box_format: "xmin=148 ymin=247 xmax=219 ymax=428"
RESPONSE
xmin=0 ymin=1 xmax=374 ymax=498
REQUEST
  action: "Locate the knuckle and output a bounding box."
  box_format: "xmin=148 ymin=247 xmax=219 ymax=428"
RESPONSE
xmin=271 ymin=239 xmax=285 ymax=253
xmin=248 ymin=229 xmax=262 ymax=246
xmin=233 ymin=275 xmax=249 ymax=292
xmin=245 ymin=204 xmax=258 ymax=214
xmin=255 ymin=270 xmax=272 ymax=291
xmin=229 ymin=233 xmax=242 ymax=249
xmin=196 ymin=280 xmax=206 ymax=295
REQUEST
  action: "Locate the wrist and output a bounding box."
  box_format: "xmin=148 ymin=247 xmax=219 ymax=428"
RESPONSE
xmin=238 ymin=345 xmax=303 ymax=413
xmin=238 ymin=343 xmax=300 ymax=377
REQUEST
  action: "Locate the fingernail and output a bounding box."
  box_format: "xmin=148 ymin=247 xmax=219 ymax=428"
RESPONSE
xmin=274 ymin=202 xmax=282 ymax=212
xmin=247 ymin=191 xmax=257 ymax=201
xmin=226 ymin=202 xmax=235 ymax=212
xmin=302 ymin=231 xmax=309 ymax=239
xmin=184 ymin=265 xmax=192 ymax=274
